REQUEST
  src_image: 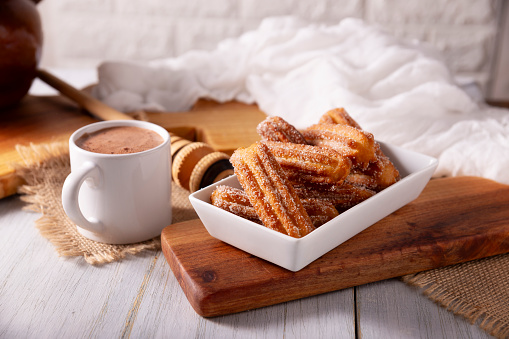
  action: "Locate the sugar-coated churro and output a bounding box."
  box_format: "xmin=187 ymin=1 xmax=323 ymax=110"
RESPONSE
xmin=318 ymin=108 xmax=362 ymax=129
xmin=229 ymin=142 xmax=315 ymax=238
xmin=211 ymin=185 xmax=339 ymax=227
xmin=263 ymin=141 xmax=351 ymax=185
xmin=294 ymin=182 xmax=376 ymax=211
xmin=257 ymin=116 xmax=308 ymax=144
xmin=302 ymin=123 xmax=376 ymax=168
xmin=301 ymin=198 xmax=340 ymax=227
xmin=210 ymin=185 xmax=262 ymax=224
xmin=346 ymin=143 xmax=400 ymax=191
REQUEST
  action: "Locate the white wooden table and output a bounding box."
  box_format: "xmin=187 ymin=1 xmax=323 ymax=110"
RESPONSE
xmin=0 ymin=194 xmax=493 ymax=339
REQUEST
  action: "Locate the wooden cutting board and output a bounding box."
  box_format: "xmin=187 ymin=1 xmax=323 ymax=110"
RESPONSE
xmin=0 ymin=95 xmax=96 ymax=197
xmin=0 ymin=95 xmax=266 ymax=199
xmin=161 ymin=176 xmax=509 ymax=317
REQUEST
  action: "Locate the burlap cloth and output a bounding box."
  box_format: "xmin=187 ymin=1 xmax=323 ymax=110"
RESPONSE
xmin=14 ymin=142 xmax=509 ymax=338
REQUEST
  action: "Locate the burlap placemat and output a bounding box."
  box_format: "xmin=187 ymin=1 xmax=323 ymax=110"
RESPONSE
xmin=14 ymin=141 xmax=197 ymax=265
xmin=403 ymin=255 xmax=509 ymax=339
xmin=14 ymin=141 xmax=508 ymax=338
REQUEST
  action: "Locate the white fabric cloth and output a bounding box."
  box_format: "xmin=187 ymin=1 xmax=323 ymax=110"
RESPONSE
xmin=93 ymin=17 xmax=509 ymax=184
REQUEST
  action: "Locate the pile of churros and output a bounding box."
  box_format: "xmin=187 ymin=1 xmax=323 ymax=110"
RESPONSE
xmin=210 ymin=108 xmax=401 ymax=238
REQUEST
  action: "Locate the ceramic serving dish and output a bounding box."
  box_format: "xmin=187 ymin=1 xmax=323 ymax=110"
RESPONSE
xmin=189 ymin=142 xmax=438 ymax=271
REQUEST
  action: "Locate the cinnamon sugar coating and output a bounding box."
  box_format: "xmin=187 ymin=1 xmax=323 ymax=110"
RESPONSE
xmin=229 ymin=142 xmax=315 ymax=238
xmin=263 ymin=141 xmax=352 ymax=185
xmin=257 ymin=116 xmax=308 ymax=144
xmin=302 ymin=123 xmax=376 ymax=169
xmin=294 ymin=182 xmax=376 ymax=211
xmin=211 ymin=185 xmax=339 ymax=227
xmin=210 ymin=186 xmax=261 ymax=224
xmin=301 ymin=199 xmax=339 ymax=227
xmin=318 ymin=108 xmax=362 ymax=129
xmin=346 ymin=143 xmax=400 ymax=192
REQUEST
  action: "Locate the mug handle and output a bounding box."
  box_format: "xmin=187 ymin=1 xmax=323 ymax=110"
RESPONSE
xmin=62 ymin=161 xmax=104 ymax=234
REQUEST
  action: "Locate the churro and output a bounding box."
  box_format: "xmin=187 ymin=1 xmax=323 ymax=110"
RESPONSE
xmin=346 ymin=143 xmax=400 ymax=191
xmin=294 ymin=182 xmax=376 ymax=211
xmin=317 ymin=110 xmax=400 ymax=189
xmin=210 ymin=185 xmax=261 ymax=223
xmin=211 ymin=185 xmax=339 ymax=227
xmin=229 ymin=142 xmax=315 ymax=238
xmin=257 ymin=116 xmax=308 ymax=144
xmin=263 ymin=141 xmax=351 ymax=185
xmin=318 ymin=108 xmax=362 ymax=129
xmin=301 ymin=199 xmax=340 ymax=227
xmin=302 ymin=123 xmax=376 ymax=168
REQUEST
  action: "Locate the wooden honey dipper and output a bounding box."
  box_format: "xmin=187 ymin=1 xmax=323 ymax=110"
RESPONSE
xmin=170 ymin=134 xmax=234 ymax=192
xmin=37 ymin=69 xmax=234 ymax=192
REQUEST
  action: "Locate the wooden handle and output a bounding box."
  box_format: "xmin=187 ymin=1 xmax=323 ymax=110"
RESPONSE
xmin=170 ymin=134 xmax=234 ymax=192
xmin=36 ymin=69 xmax=134 ymax=121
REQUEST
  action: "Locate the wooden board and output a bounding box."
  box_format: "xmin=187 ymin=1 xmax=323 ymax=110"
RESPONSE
xmin=146 ymin=100 xmax=266 ymax=154
xmin=0 ymin=95 xmax=96 ymax=197
xmin=0 ymin=95 xmax=266 ymax=199
xmin=161 ymin=176 xmax=509 ymax=317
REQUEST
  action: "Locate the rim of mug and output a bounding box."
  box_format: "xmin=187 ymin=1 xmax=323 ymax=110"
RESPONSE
xmin=69 ymin=120 xmax=170 ymax=157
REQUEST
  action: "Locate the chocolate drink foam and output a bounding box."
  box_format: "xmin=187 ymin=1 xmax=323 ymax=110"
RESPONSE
xmin=76 ymin=126 xmax=163 ymax=154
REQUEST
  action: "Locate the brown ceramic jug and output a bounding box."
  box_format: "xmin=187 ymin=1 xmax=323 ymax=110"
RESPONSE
xmin=0 ymin=0 xmax=42 ymax=109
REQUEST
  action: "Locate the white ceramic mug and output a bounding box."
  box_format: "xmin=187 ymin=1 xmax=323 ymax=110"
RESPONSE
xmin=62 ymin=120 xmax=172 ymax=244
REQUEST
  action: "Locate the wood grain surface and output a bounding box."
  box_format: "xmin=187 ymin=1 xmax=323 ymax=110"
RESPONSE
xmin=161 ymin=176 xmax=509 ymax=317
xmin=0 ymin=95 xmax=96 ymax=197
xmin=0 ymin=95 xmax=265 ymax=199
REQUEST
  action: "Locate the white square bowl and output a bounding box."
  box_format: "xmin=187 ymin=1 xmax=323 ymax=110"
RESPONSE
xmin=189 ymin=142 xmax=438 ymax=272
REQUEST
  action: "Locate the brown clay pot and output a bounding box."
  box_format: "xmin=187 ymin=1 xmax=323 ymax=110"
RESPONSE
xmin=0 ymin=0 xmax=42 ymax=110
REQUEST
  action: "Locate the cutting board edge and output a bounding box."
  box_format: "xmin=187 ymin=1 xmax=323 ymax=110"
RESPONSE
xmin=162 ymin=220 xmax=509 ymax=317
xmin=0 ymin=171 xmax=25 ymax=198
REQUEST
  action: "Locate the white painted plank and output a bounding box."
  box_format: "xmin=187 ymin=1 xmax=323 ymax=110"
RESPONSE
xmin=128 ymin=250 xmax=356 ymax=338
xmin=0 ymin=196 xmax=157 ymax=338
xmin=281 ymin=290 xmax=356 ymax=339
xmin=121 ymin=253 xmax=205 ymax=338
xmin=356 ymin=279 xmax=493 ymax=339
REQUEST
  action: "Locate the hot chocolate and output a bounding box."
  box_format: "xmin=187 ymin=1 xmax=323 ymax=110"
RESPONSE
xmin=76 ymin=126 xmax=163 ymax=154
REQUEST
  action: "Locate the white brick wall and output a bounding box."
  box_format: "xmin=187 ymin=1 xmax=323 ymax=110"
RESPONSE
xmin=37 ymin=0 xmax=506 ymax=100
